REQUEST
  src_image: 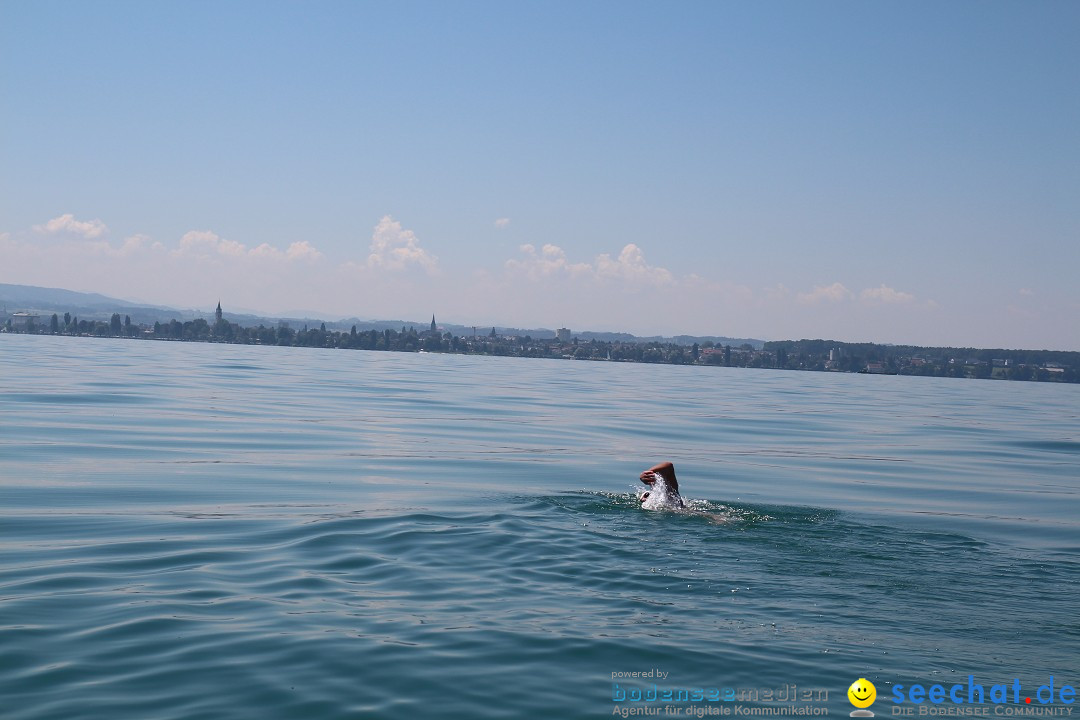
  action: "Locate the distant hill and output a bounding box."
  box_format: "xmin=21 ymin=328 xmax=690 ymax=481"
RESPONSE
xmin=0 ymin=282 xmax=761 ymax=347
xmin=0 ymin=283 xmax=182 ymax=327
xmin=575 ymin=331 xmax=762 ymax=348
xmin=0 ymin=283 xmax=323 ymax=329
xmin=0 ymin=283 xmax=161 ymax=312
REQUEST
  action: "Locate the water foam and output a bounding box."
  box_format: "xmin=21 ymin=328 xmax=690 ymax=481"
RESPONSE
xmin=639 ymin=477 xmax=685 ymax=511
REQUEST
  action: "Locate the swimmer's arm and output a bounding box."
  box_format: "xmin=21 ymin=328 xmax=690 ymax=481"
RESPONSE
xmin=640 ymin=462 xmax=678 ymax=490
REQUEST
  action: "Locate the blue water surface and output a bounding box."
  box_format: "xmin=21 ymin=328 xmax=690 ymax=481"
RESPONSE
xmin=2 ymin=335 xmax=1078 ymax=719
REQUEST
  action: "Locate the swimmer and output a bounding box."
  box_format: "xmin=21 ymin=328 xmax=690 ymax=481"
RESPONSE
xmin=639 ymin=461 xmax=685 ymax=510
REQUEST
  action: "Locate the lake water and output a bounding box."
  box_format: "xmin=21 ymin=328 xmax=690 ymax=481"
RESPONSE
xmin=2 ymin=334 xmax=1078 ymax=719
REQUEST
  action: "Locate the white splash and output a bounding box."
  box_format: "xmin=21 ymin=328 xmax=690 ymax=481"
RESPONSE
xmin=639 ymin=476 xmax=685 ymax=511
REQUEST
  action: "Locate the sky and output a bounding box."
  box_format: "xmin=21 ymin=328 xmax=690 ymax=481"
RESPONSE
xmin=2 ymin=1 xmax=1078 ymax=349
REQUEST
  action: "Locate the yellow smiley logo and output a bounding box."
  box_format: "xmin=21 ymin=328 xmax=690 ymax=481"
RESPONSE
xmin=848 ymin=678 xmax=877 ymax=711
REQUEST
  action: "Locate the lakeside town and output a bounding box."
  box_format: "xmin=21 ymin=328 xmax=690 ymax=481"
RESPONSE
xmin=5 ymin=304 xmax=1078 ymax=384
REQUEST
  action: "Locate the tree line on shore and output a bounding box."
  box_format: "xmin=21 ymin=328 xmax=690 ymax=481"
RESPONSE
xmin=761 ymin=339 xmax=1078 ymax=383
xmin=6 ymin=311 xmax=1078 ymax=383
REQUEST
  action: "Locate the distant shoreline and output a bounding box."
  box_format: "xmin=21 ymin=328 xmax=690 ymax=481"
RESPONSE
xmin=5 ymin=311 xmax=1078 ymax=384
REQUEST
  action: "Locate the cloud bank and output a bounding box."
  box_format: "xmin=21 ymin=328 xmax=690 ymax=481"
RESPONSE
xmin=3 ymin=211 xmax=983 ymax=345
xmin=170 ymin=230 xmax=324 ymax=263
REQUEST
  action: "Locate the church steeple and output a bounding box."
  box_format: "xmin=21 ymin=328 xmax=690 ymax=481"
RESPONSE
xmin=430 ymin=314 xmax=437 ymax=333
xmin=215 ymin=301 xmax=223 ymax=323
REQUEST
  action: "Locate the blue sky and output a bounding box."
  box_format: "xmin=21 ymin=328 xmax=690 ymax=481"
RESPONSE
xmin=2 ymin=1 xmax=1078 ymax=348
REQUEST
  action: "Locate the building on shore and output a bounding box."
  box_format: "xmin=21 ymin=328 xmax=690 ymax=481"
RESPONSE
xmin=10 ymin=312 xmax=39 ymax=330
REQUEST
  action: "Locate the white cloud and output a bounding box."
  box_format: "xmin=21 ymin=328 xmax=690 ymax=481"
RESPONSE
xmin=505 ymin=243 xmax=592 ymax=279
xmin=506 ymin=242 xmax=671 ymax=286
xmin=286 ymin=241 xmax=322 ymax=262
xmin=34 ymin=213 xmax=108 ymax=239
xmin=173 ymin=230 xmax=245 ymax=259
xmin=85 ymin=234 xmax=152 ymax=258
xmin=1019 ymin=288 xmax=1034 ymax=297
xmin=173 ymin=230 xmax=323 ymax=263
xmin=249 ymin=243 xmax=281 ymax=259
xmin=797 ymin=282 xmax=853 ymax=305
xmin=595 ymin=243 xmax=673 ymax=284
xmin=249 ymin=240 xmax=324 ymax=262
xmin=121 ymin=234 xmax=149 ymax=254
xmin=860 ymin=284 xmax=916 ymax=305
xmin=494 ymin=218 xmax=511 ymax=229
xmin=367 ymin=215 xmax=438 ymax=273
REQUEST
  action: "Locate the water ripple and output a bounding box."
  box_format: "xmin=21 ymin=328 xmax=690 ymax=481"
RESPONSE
xmin=2 ymin=336 xmax=1078 ymax=719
